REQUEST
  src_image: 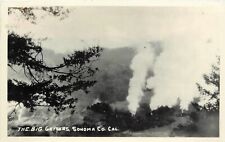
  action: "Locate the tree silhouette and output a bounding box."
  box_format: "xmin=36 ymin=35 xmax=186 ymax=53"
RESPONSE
xmin=8 ymin=32 xmax=103 ymax=114
xmin=194 ymin=56 xmax=220 ymax=111
xmin=8 ymin=6 xmax=70 ymax=24
xmin=8 ymin=7 xmax=103 ymax=114
xmin=84 ymin=102 xmax=176 ymax=134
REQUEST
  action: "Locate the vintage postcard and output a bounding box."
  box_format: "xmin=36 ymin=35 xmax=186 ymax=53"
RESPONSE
xmin=0 ymin=0 xmax=225 ymax=142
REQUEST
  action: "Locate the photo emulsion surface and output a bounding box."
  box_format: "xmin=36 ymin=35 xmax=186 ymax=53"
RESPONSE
xmin=7 ymin=7 xmax=220 ymax=137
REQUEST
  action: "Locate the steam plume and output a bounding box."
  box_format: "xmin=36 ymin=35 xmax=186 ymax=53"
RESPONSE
xmin=127 ymin=38 xmax=219 ymax=114
xmin=126 ymin=46 xmax=155 ymax=114
xmin=146 ymin=39 xmax=218 ymax=110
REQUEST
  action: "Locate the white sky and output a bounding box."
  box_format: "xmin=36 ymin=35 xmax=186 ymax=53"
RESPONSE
xmin=8 ymin=7 xmax=225 ymax=53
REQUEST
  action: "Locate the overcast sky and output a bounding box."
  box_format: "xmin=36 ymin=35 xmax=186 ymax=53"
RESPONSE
xmin=8 ymin=7 xmax=225 ymax=53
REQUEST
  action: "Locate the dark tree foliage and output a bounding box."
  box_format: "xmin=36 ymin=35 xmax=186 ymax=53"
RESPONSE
xmin=194 ymin=56 xmax=220 ymax=111
xmin=8 ymin=6 xmax=70 ymax=24
xmin=8 ymin=32 xmax=103 ymax=113
xmin=8 ymin=6 xmax=103 ymax=114
xmin=174 ymin=57 xmax=220 ymax=137
xmin=83 ymin=102 xmax=176 ymax=135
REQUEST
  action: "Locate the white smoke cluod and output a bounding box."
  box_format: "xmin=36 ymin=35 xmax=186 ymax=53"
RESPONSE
xmin=146 ymin=38 xmax=219 ymax=110
xmin=127 ymin=46 xmax=155 ymax=114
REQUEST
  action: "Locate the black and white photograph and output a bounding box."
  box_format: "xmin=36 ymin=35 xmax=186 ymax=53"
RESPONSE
xmin=6 ymin=6 xmax=222 ymax=137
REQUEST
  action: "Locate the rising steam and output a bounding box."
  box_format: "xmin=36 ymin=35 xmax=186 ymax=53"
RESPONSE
xmin=127 ymin=39 xmax=219 ymax=113
xmin=147 ymin=39 xmax=218 ymax=110
xmin=126 ymin=46 xmax=155 ymax=114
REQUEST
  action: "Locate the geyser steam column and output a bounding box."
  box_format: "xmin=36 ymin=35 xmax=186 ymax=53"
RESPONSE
xmin=126 ymin=40 xmax=218 ymax=115
xmin=126 ymin=46 xmax=155 ymax=115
